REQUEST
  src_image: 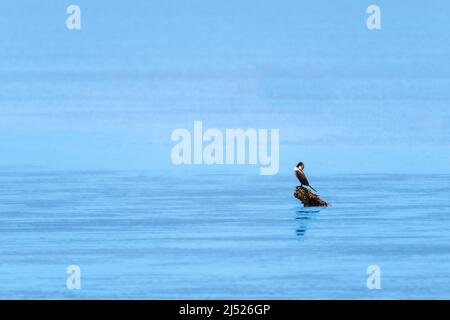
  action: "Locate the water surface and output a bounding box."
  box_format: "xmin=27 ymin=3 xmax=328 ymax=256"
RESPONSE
xmin=1 ymin=170 xmax=449 ymax=299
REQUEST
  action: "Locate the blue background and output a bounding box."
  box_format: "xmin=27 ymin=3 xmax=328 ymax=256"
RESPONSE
xmin=1 ymin=0 xmax=449 ymax=174
xmin=1 ymin=1 xmax=450 ymax=300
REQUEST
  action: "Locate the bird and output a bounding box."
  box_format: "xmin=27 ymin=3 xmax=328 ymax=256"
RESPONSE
xmin=294 ymin=162 xmax=317 ymax=192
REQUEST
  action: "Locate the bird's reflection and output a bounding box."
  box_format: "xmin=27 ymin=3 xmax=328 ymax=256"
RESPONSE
xmin=294 ymin=209 xmax=320 ymax=239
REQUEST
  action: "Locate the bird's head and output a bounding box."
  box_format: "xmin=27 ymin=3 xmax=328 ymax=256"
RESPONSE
xmin=296 ymin=162 xmax=304 ymax=170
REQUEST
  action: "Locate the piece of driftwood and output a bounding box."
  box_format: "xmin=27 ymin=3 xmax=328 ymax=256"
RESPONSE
xmin=294 ymin=186 xmax=329 ymax=207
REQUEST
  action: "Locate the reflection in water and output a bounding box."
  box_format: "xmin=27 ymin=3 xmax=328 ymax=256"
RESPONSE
xmin=294 ymin=209 xmax=320 ymax=239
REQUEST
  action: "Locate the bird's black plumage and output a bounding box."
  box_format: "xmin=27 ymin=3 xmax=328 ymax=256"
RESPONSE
xmin=294 ymin=166 xmax=317 ymax=192
xmin=295 ymin=169 xmax=309 ymax=186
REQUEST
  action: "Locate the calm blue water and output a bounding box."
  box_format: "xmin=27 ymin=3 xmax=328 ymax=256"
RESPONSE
xmin=1 ymin=169 xmax=449 ymax=299
xmin=1 ymin=0 xmax=450 ymax=299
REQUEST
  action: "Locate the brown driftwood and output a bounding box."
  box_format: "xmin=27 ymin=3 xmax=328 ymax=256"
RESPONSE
xmin=294 ymin=186 xmax=329 ymax=207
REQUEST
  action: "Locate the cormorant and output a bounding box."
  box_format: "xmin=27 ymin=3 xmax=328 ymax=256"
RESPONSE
xmin=294 ymin=162 xmax=317 ymax=192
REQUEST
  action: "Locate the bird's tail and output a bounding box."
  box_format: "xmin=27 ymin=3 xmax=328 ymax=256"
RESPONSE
xmin=309 ymin=185 xmax=317 ymax=193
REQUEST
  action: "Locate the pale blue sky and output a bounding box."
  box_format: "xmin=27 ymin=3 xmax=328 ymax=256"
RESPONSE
xmin=0 ymin=0 xmax=449 ymax=174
